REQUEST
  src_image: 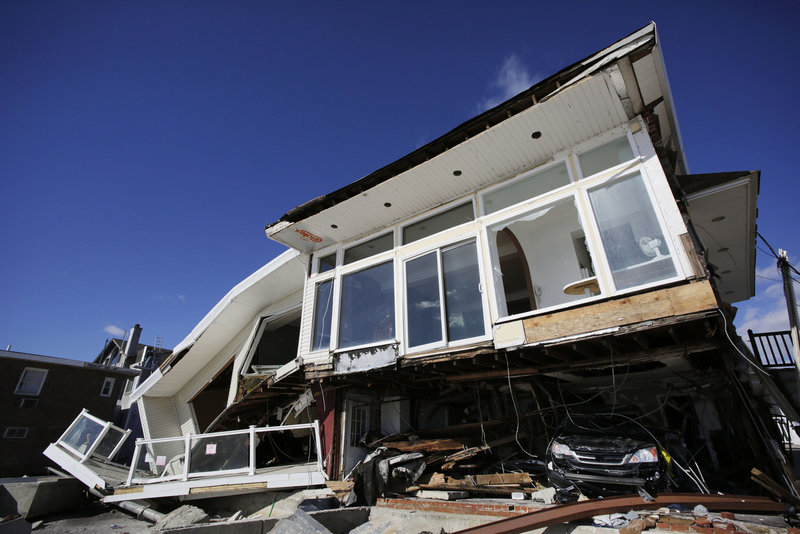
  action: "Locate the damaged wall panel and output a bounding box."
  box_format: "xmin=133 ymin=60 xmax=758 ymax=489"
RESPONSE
xmin=523 ymin=280 xmax=717 ymax=343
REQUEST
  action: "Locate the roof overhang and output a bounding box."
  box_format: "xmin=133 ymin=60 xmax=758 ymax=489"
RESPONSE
xmin=678 ymin=171 xmax=760 ymax=303
xmin=265 ymin=22 xmax=686 ymax=254
xmin=135 ymin=249 xmax=307 ymax=399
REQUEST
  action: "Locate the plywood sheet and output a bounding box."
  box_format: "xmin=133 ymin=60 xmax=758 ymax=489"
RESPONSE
xmin=523 ymin=281 xmax=717 ymax=343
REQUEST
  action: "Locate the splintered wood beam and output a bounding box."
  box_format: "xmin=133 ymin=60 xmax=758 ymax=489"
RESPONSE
xmin=382 ymin=438 xmax=466 ymax=452
xmin=443 ymin=366 xmax=540 ymax=383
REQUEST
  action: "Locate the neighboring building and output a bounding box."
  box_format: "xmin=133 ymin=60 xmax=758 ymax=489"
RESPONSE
xmin=0 ymin=349 xmax=138 ymax=477
xmin=47 ymin=23 xmax=798 ymax=503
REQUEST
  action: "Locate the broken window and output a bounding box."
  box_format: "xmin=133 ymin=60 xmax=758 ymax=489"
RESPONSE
xmin=402 ymin=202 xmax=475 ymax=244
xmin=489 ymin=197 xmax=597 ymax=317
xmin=405 ymin=240 xmax=485 ymax=350
xmin=4 ymin=427 xmax=28 ymax=439
xmin=14 ymin=367 xmax=47 ymax=396
xmin=243 ymin=309 xmax=301 ymax=374
xmin=339 ymin=261 xmax=395 ymax=348
xmin=588 ymin=173 xmax=677 ymax=290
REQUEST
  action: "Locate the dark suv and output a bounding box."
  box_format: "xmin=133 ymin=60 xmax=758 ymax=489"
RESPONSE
xmin=546 ymin=414 xmax=666 ymax=500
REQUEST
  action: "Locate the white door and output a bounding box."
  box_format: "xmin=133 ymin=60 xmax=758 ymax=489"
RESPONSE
xmin=342 ymin=396 xmax=370 ymax=476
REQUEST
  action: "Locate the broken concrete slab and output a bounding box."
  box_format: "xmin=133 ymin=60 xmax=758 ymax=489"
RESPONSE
xmin=269 ymin=509 xmax=331 ymax=534
xmin=415 ymin=490 xmax=470 ymax=501
xmin=153 ymin=504 xmax=209 ymax=532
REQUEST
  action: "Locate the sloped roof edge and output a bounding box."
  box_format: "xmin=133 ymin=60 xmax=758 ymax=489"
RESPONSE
xmin=266 ymin=22 xmax=658 ymax=231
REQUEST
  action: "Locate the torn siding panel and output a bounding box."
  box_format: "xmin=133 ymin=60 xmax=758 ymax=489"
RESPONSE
xmin=333 ymin=343 xmax=398 ymax=375
xmin=139 ymin=396 xmax=184 ymax=459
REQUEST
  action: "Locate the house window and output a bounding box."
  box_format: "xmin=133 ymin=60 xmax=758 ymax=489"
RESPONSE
xmin=100 ymin=377 xmax=115 ymax=397
xmin=402 ymin=202 xmax=475 ymax=245
xmin=14 ymin=367 xmax=48 ymax=396
xmin=318 ymin=252 xmax=337 ymax=273
xmin=488 ymin=197 xmax=597 ymax=317
xmin=483 ymin=162 xmax=572 ymax=215
xmin=311 ymin=279 xmax=334 ymax=351
xmin=4 ymin=427 xmax=28 ymax=439
xmin=587 ymin=173 xmax=676 ymax=290
xmin=343 ymin=233 xmax=393 ymax=265
xmin=405 ymin=240 xmax=485 ymax=349
xmin=577 ymin=136 xmax=635 ymax=178
xmin=19 ymin=398 xmax=38 ymax=408
xmin=339 ymin=261 xmax=395 ymax=348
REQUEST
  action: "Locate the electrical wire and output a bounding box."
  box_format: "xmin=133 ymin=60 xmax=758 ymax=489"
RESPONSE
xmin=504 ymin=353 xmax=536 ymax=458
xmin=474 ymin=386 xmax=490 ymax=450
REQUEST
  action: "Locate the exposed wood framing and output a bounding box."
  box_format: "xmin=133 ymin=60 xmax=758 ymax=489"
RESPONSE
xmin=523 ymin=281 xmax=717 ymax=343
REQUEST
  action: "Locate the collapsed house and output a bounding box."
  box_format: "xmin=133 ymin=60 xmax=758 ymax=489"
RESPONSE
xmin=45 ymin=22 xmax=799 ymax=508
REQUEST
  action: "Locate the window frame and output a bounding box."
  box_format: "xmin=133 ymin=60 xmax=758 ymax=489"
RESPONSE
xmin=335 ymin=258 xmax=397 ymax=352
xmin=400 ymin=199 xmax=476 ymax=246
xmin=100 ymin=377 xmax=115 ymax=398
xmin=483 ymin=192 xmax=605 ymax=322
xmin=14 ymin=367 xmax=48 ymax=396
xmin=401 ymin=236 xmax=492 ymax=354
xmin=580 ymin=167 xmax=683 ymax=294
xmin=573 ymin=130 xmax=641 ymax=182
xmin=479 ymin=157 xmax=575 ymax=217
xmin=4 ymin=427 xmax=28 ymax=439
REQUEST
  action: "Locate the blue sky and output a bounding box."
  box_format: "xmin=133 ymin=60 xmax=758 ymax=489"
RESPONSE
xmin=2 ymin=1 xmax=798 ymax=361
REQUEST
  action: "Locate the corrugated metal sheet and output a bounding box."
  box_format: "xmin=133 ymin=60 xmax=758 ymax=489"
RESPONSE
xmin=270 ymin=74 xmax=629 ymax=253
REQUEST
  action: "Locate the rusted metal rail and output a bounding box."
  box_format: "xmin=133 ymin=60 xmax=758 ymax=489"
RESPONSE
xmin=453 ymin=493 xmax=785 ymax=534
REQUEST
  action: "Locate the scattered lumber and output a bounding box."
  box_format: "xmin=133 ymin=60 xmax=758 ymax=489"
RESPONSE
xmin=381 ymin=438 xmax=466 ymax=452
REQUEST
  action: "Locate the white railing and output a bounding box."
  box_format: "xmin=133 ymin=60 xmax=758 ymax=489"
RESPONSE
xmin=55 ymin=409 xmax=131 ymax=464
xmin=125 ymin=420 xmax=323 ymax=486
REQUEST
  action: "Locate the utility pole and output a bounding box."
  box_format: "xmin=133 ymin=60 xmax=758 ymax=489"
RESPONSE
xmin=778 ymin=250 xmax=800 ymax=389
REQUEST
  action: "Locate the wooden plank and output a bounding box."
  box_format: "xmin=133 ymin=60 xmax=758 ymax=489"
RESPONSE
xmin=524 ymin=281 xmax=717 ymax=343
xmin=112 ymin=486 xmax=144 ymax=495
xmin=188 ymin=481 xmax=269 ymax=495
xmin=382 ymin=438 xmax=465 ymax=452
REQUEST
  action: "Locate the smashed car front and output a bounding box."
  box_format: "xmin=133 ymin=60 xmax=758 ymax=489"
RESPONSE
xmin=546 ymin=433 xmax=664 ymax=497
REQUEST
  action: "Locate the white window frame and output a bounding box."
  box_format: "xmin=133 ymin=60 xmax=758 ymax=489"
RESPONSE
xmin=572 ymin=130 xmax=642 ymax=182
xmin=335 ymin=257 xmax=397 ymax=352
xmin=579 ymin=166 xmax=684 ymax=294
xmin=14 ymin=367 xmax=48 ymax=396
xmin=482 ymin=191 xmax=606 ymax=323
xmin=400 ymin=198 xmax=476 ymax=246
xmin=479 ymin=156 xmax=576 ymax=218
xmin=401 ymin=235 xmax=492 ymax=355
xmin=4 ymin=427 xmax=28 ymax=439
xmin=241 ymin=304 xmax=303 ymax=375
xmin=100 ymin=377 xmax=115 ymax=397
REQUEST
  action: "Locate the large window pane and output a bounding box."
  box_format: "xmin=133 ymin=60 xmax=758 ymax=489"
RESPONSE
xmin=489 ymin=197 xmax=596 ymax=316
xmin=406 ymin=252 xmax=442 ymax=347
xmin=403 ymin=203 xmax=474 ymax=244
xmin=588 ymin=174 xmax=676 ymax=290
xmin=339 ymin=261 xmax=395 ymax=348
xmin=344 ymin=233 xmax=393 ymax=265
xmin=318 ymin=253 xmax=336 ymax=273
xmin=442 ymin=242 xmax=485 ymax=341
xmin=484 ymin=163 xmax=571 ymax=214
xmin=578 ymin=136 xmax=634 ymax=178
xmin=311 ymin=280 xmax=333 ymax=351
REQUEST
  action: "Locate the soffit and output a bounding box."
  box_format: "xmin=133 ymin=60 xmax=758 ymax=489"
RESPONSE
xmin=680 ymin=171 xmax=759 ymax=303
xmin=269 ymin=74 xmax=630 ymax=253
